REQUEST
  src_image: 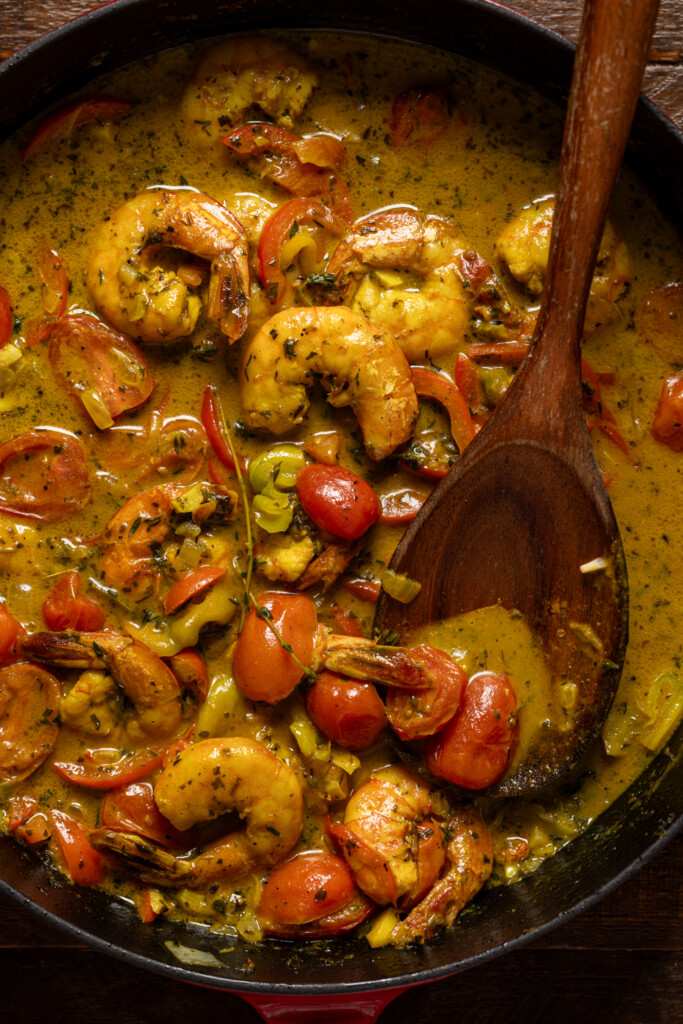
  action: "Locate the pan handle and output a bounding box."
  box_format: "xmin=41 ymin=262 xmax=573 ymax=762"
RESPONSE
xmin=240 ymin=986 xmax=408 ymax=1022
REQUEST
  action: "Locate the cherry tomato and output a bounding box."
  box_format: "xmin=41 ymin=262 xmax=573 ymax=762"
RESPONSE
xmin=222 ymin=123 xmax=352 ymax=221
xmin=258 ymin=197 xmax=348 ymax=303
xmin=200 ymin=384 xmax=243 ymax=472
xmin=0 ymin=428 xmax=91 ymax=520
xmin=233 ymin=592 xmax=317 ymax=703
xmin=386 ymin=645 xmax=467 ymax=741
xmin=8 ymin=794 xmax=51 ymax=845
xmin=48 ymin=314 xmax=155 ymax=424
xmin=166 ymin=648 xmax=209 ymax=701
xmin=41 ymin=570 xmax=105 ymax=632
xmin=390 ymin=87 xmax=450 ymax=148
xmin=0 ymin=284 xmax=13 ymax=348
xmin=258 ymin=851 xmax=357 ymax=926
xmin=163 ymin=565 xmax=227 ymax=615
xmin=23 ymin=97 xmax=131 ymax=160
xmin=50 ymin=809 xmax=105 ymax=885
xmin=53 ymin=747 xmax=165 ymax=790
xmin=0 ymin=604 xmax=23 ymax=664
xmin=100 ymin=781 xmax=190 ymax=847
xmin=261 ymin=891 xmax=375 ymax=939
xmin=425 ymin=671 xmax=518 ymax=789
xmin=652 ymin=371 xmax=683 ymax=452
xmin=146 ymin=416 xmax=207 ymax=482
xmin=296 ymin=463 xmax=380 ymax=541
xmin=305 ymin=670 xmax=385 ymax=751
xmin=636 ymin=282 xmax=683 ymax=361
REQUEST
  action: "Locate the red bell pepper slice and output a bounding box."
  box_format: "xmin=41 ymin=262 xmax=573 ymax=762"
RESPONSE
xmin=466 ymin=340 xmax=531 ymax=365
xmin=52 ymin=747 xmax=166 ymax=790
xmin=0 ymin=285 xmax=13 ymax=349
xmin=258 ymin=197 xmax=349 ymax=303
xmin=200 ymin=384 xmax=244 ymax=472
xmin=163 ymin=565 xmax=227 ymax=615
xmin=340 ymin=576 xmax=381 ymax=603
xmin=411 ymin=367 xmax=476 ymax=455
xmin=23 ymin=97 xmax=131 ymax=160
xmin=50 ymin=809 xmax=106 ymax=885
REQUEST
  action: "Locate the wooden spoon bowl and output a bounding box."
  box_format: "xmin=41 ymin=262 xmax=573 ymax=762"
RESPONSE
xmin=376 ymin=0 xmax=659 ymax=796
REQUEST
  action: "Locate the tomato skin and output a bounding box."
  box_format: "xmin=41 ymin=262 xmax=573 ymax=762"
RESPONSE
xmin=100 ymin=781 xmax=189 ymax=847
xmin=652 ymin=372 xmax=683 ymax=452
xmin=201 ymin=384 xmax=243 ymax=471
xmin=48 ymin=313 xmax=155 ymax=423
xmin=162 ymin=565 xmax=227 ymax=614
xmin=258 ymin=851 xmax=357 ymax=926
xmin=50 ymin=809 xmax=105 ymax=885
xmin=306 ymin=670 xmax=385 ymax=751
xmin=233 ymin=592 xmax=317 ymax=703
xmin=258 ymin=197 xmax=348 ymax=303
xmin=296 ymin=463 xmax=380 ymax=541
xmin=390 ymin=87 xmax=449 ymax=148
xmin=340 ymin=576 xmax=381 ymax=603
xmin=0 ymin=428 xmax=91 ymax=521
xmin=425 ymin=671 xmax=518 ymax=789
xmin=23 ymin=97 xmax=131 ymax=160
xmin=42 ymin=570 xmax=105 ymax=632
xmin=0 ymin=285 xmax=12 ymax=348
xmin=8 ymin=794 xmax=51 ymax=845
xmin=0 ymin=604 xmax=24 ymax=664
xmin=53 ymin=748 xmax=165 ymax=790
xmin=386 ymin=645 xmax=467 ymax=741
xmin=166 ymin=648 xmax=209 ymax=701
xmin=411 ymin=367 xmax=475 ymax=458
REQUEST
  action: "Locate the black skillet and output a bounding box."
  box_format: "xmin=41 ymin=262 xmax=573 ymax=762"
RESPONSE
xmin=1 ymin=1 xmax=682 ymax=1020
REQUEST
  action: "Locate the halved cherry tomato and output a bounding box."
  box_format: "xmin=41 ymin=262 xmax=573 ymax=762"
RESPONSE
xmin=386 ymin=645 xmax=467 ymax=741
xmin=259 ymin=851 xmax=357 ymax=926
xmin=50 ymin=809 xmax=106 ymax=885
xmin=636 ymin=281 xmax=683 ymax=361
xmin=0 ymin=284 xmax=13 ymax=348
xmin=233 ymin=592 xmax=317 ymax=703
xmin=23 ymin=249 xmax=69 ymax=348
xmin=166 ymin=648 xmax=209 ymax=701
xmin=378 ymin=484 xmax=428 ymax=523
xmin=340 ymin=576 xmax=381 ymax=603
xmin=0 ymin=603 xmax=24 ymax=664
xmin=261 ymin=891 xmax=375 ymax=939
xmin=48 ymin=313 xmax=155 ymax=424
xmin=0 ymin=428 xmax=91 ymax=520
xmin=408 ymin=367 xmax=475 ymax=476
xmin=296 ymin=463 xmax=380 ymax=541
xmin=42 ymin=570 xmax=105 ymax=632
xmin=222 ymin=123 xmax=353 ymax=221
xmin=390 ymin=87 xmax=450 ymax=149
xmin=163 ymin=565 xmax=227 ymax=615
xmin=330 ymin=606 xmax=365 ymax=638
xmin=8 ymin=794 xmax=51 ymax=845
xmin=52 ymin=747 xmax=165 ymax=790
xmin=258 ymin=197 xmax=348 ymax=303
xmin=425 ymin=671 xmax=518 ymax=789
xmin=145 ymin=416 xmax=206 ymax=482
xmin=100 ymin=781 xmax=190 ymax=847
xmin=305 ymin=670 xmax=386 ymax=751
xmin=200 ymin=384 xmax=243 ymax=472
xmin=652 ymin=371 xmax=683 ymax=452
xmin=23 ymin=97 xmax=131 ymax=160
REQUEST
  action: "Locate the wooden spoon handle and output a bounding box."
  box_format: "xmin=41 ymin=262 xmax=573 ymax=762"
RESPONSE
xmin=530 ymin=0 xmax=660 ymax=396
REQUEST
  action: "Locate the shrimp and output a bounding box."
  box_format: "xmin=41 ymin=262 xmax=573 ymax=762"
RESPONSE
xmin=326 ymin=209 xmax=479 ymax=361
xmin=99 ymin=480 xmax=236 ymax=598
xmin=90 ymin=737 xmax=304 ymax=887
xmin=239 ymin=306 xmax=418 ymax=461
xmin=332 ymin=766 xmax=492 ymax=945
xmin=86 ymin=189 xmax=250 ymax=344
xmin=181 ymin=36 xmax=319 ymax=147
xmin=495 ymin=197 xmax=632 ymax=332
xmin=19 ymin=631 xmax=182 ymax=741
xmin=0 ymin=663 xmax=61 ymax=783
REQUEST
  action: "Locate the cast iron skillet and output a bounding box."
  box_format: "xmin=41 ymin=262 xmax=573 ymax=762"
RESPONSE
xmin=1 ymin=0 xmax=682 ymax=1017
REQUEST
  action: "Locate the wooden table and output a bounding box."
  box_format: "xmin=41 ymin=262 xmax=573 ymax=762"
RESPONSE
xmin=0 ymin=2 xmax=681 ymax=1021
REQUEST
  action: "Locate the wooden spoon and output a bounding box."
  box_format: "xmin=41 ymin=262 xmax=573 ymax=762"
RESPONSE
xmin=375 ymin=0 xmax=660 ymax=797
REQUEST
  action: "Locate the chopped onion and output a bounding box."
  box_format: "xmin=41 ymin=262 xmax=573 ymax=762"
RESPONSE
xmin=380 ymin=569 xmax=422 ymax=603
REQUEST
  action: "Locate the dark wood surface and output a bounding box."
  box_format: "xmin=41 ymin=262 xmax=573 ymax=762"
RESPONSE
xmin=0 ymin=2 xmax=682 ymax=1021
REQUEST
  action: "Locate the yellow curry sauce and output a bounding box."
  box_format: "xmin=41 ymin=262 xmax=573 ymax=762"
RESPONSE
xmin=0 ymin=32 xmax=682 ymax=947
